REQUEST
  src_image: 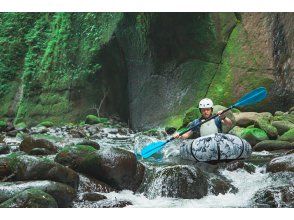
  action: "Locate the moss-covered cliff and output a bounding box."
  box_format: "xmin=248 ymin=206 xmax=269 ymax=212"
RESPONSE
xmin=0 ymin=12 xmax=293 ymax=130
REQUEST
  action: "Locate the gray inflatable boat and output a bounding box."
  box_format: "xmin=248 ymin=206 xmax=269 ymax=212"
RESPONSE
xmin=180 ymin=133 xmax=252 ymax=162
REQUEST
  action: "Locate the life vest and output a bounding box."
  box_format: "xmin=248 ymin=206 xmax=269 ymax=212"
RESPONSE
xmin=188 ymin=115 xmax=222 ymax=137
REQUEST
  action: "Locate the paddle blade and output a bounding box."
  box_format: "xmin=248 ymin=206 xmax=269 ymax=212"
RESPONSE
xmin=141 ymin=141 xmax=166 ymax=159
xmin=234 ymin=87 xmax=267 ymax=107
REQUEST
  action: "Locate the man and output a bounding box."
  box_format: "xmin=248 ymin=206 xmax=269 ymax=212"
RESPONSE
xmin=173 ymin=98 xmax=232 ymax=139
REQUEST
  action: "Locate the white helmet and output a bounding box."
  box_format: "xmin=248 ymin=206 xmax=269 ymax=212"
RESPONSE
xmin=199 ymin=98 xmax=213 ymax=108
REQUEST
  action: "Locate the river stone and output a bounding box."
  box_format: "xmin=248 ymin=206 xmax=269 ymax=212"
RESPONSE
xmin=255 ymin=117 xmax=278 ymax=139
xmin=234 ymin=112 xmax=261 ymax=127
xmin=278 ymin=128 xmax=294 ymax=142
xmin=0 ymin=188 xmax=58 ymax=208
xmin=273 ymin=114 xmax=294 ymax=124
xmin=253 ymin=140 xmax=294 ymax=151
xmin=0 ymin=153 xmax=79 ymax=189
xmin=55 ymin=146 xmax=145 ymax=191
xmin=0 ymin=180 xmax=76 ymax=207
xmin=0 ymin=145 xmax=10 ymax=155
xmin=0 ymin=120 xmax=6 ymax=132
xmin=6 ymin=130 xmax=18 ymax=137
xmin=252 ymin=185 xmax=294 ymax=208
xmin=76 ymin=140 xmax=100 ymax=150
xmin=19 ymin=135 xmax=57 ymax=154
xmin=144 ymin=165 xmax=236 ymax=199
xmin=82 ymin=192 xmax=107 ymax=202
xmin=220 ymin=160 xmax=256 ymax=173
xmin=79 ymin=174 xmax=115 ymax=193
xmin=271 ymin=120 xmax=294 ymax=135
xmin=266 ymin=154 xmax=294 ymax=173
xmin=240 ymin=127 xmax=268 ymax=146
xmin=14 ymin=122 xmax=27 ymax=131
xmin=274 ymin=111 xmax=284 ymax=116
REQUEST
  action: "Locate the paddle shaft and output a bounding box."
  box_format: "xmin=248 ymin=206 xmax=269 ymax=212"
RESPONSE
xmin=166 ymin=106 xmax=234 ymax=143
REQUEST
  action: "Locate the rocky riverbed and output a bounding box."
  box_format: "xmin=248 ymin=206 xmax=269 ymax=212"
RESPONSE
xmin=0 ymin=108 xmax=293 ymax=208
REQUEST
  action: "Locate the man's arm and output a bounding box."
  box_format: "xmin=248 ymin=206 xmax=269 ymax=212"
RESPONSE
xmin=217 ymin=110 xmax=233 ymax=127
xmin=173 ymin=130 xmax=193 ymax=139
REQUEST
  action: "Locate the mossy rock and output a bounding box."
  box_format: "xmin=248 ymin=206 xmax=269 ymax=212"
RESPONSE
xmin=278 ymin=128 xmax=294 ymax=143
xmin=0 ymin=145 xmax=10 ymax=155
xmin=0 ymin=120 xmax=6 ymax=131
xmin=253 ymin=140 xmax=294 ymax=152
xmin=163 ymin=115 xmax=184 ymax=130
xmin=55 ymin=147 xmax=145 ymax=191
xmin=274 ymin=111 xmax=284 ymax=116
xmin=182 ymin=107 xmax=201 ymax=127
xmin=271 ymin=120 xmax=294 ymax=136
xmin=85 ymin=115 xmax=109 ymax=125
xmin=228 ymin=126 xmax=245 ymax=138
xmin=255 ymin=117 xmax=278 ymax=139
xmin=38 ymin=121 xmax=54 ymax=128
xmin=14 ymin=122 xmax=27 ymax=131
xmin=241 ymin=127 xmax=268 ymax=146
xmin=273 ymin=114 xmax=294 ymax=124
xmin=0 ymin=189 xmax=58 ymax=208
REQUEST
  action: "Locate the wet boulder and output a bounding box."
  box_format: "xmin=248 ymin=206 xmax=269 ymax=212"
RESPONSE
xmin=79 ymin=174 xmax=115 ymax=193
xmin=240 ymin=127 xmax=268 ymax=146
xmin=82 ymin=192 xmax=107 ymax=202
xmin=271 ymin=120 xmax=294 ymax=135
xmin=252 ymin=185 xmax=294 ymax=208
xmin=266 ymin=154 xmax=294 ymax=173
xmin=55 ymin=146 xmax=145 ymax=191
xmin=0 ymin=153 xmax=79 ymax=189
xmin=144 ymin=165 xmax=236 ymax=199
xmin=278 ymin=128 xmax=294 ymax=143
xmin=76 ymin=140 xmax=100 ymax=150
xmin=0 ymin=145 xmax=10 ymax=155
xmin=219 ymin=160 xmax=256 ymax=173
xmin=0 ymin=188 xmax=58 ymax=208
xmin=0 ymin=120 xmax=6 ymax=132
xmin=0 ymin=180 xmax=76 ymax=207
xmin=253 ymin=140 xmax=294 ymax=152
xmin=19 ymin=135 xmax=57 ymax=155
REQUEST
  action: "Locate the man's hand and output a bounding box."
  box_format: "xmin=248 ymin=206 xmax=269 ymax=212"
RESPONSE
xmin=172 ymin=132 xmax=181 ymax=139
xmin=217 ymin=110 xmax=226 ymax=120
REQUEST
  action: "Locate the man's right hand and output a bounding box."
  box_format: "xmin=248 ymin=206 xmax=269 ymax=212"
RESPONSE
xmin=172 ymin=132 xmax=180 ymax=139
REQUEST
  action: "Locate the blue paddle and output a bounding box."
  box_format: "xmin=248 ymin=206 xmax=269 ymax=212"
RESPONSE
xmin=141 ymin=87 xmax=267 ymax=159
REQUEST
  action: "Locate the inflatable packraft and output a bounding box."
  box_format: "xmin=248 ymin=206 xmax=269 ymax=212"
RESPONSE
xmin=180 ymin=133 xmax=252 ymax=162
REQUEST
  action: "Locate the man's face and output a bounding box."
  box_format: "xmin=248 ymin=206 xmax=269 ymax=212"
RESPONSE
xmin=201 ymin=108 xmax=212 ymax=119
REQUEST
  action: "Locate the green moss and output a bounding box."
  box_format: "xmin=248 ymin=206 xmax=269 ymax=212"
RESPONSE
xmin=163 ymin=115 xmax=184 ymax=130
xmin=241 ymin=127 xmax=268 ymax=145
xmin=75 ymin=145 xmax=97 ymax=152
xmin=182 ymin=107 xmax=201 ymax=127
xmin=255 ymin=117 xmax=278 ymax=139
xmin=38 ymin=121 xmax=54 ymax=127
xmin=0 ymin=120 xmax=6 ymax=128
xmin=14 ymin=122 xmax=27 ymax=130
xmin=85 ymin=115 xmax=109 ymax=125
xmin=278 ymin=128 xmax=294 ymax=142
xmin=273 ymin=114 xmax=294 ymax=124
